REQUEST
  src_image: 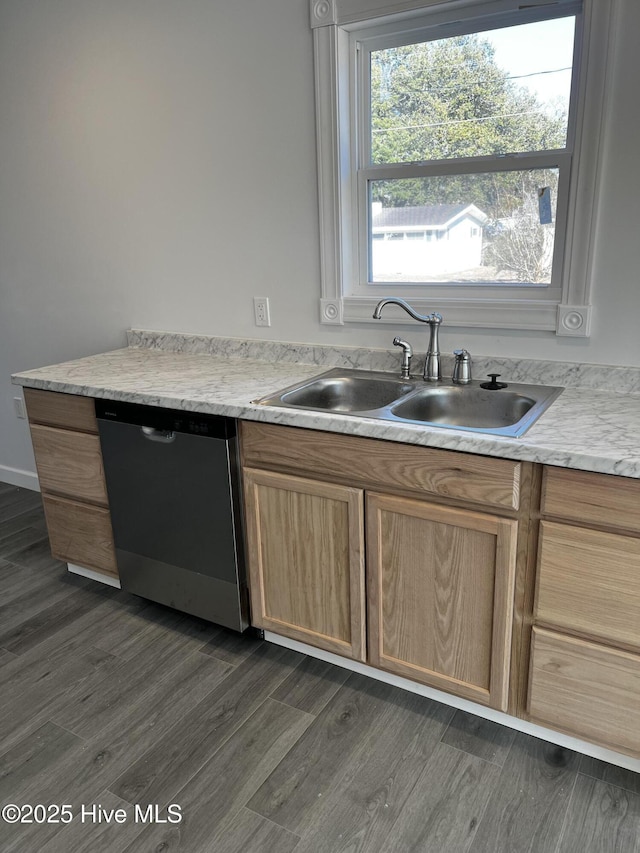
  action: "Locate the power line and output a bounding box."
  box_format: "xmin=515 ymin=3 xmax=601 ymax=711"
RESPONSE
xmin=371 ymin=107 xmax=556 ymax=134
xmin=509 ymin=66 xmax=571 ymax=83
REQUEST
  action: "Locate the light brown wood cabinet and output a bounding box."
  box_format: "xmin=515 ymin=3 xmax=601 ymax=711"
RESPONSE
xmin=20 ymin=393 xmax=640 ymax=758
xmin=529 ymin=628 xmax=640 ymax=759
xmin=367 ymin=492 xmax=517 ymax=709
xmin=528 ymin=467 xmax=640 ymax=758
xmin=24 ymin=388 xmax=118 ymax=581
xmin=243 ymin=468 xmax=365 ymax=660
xmin=241 ymin=422 xmax=530 ymax=710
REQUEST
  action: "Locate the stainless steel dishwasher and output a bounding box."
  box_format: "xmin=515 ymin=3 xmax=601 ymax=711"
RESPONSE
xmin=95 ymin=399 xmax=248 ymax=631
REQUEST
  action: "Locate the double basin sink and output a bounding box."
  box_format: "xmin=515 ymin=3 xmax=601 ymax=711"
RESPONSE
xmin=256 ymin=368 xmax=563 ymax=437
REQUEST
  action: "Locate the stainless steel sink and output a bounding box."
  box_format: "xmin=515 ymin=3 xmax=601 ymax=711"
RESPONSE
xmin=391 ymin=386 xmax=537 ymax=429
xmin=255 ymin=368 xmax=563 ymax=437
xmin=275 ymin=373 xmax=416 ymax=413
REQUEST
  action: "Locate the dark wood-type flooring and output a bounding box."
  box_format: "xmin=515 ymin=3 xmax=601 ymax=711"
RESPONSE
xmin=1 ymin=482 xmax=639 ymax=852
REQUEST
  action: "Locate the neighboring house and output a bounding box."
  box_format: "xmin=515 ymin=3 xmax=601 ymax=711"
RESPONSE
xmin=371 ymin=202 xmax=488 ymax=279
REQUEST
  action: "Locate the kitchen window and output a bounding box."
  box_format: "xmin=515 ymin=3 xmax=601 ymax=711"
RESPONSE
xmin=311 ymin=0 xmax=615 ymax=335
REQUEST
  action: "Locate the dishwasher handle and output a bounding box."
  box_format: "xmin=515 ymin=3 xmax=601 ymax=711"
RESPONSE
xmin=141 ymin=426 xmax=176 ymax=444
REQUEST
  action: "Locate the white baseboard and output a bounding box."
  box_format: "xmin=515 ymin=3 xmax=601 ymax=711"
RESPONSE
xmin=0 ymin=465 xmax=40 ymax=491
xmin=265 ymin=630 xmax=640 ymax=775
xmin=67 ymin=563 xmax=122 ymax=589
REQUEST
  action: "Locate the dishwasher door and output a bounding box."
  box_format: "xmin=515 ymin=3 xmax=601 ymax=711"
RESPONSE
xmin=97 ymin=407 xmax=248 ymax=631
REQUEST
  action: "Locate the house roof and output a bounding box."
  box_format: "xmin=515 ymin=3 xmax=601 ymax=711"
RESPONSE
xmin=372 ymin=203 xmax=487 ymax=230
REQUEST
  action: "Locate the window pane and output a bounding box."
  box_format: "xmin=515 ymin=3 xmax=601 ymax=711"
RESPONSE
xmin=370 ymin=170 xmax=559 ymax=284
xmin=370 ymin=18 xmax=575 ymax=164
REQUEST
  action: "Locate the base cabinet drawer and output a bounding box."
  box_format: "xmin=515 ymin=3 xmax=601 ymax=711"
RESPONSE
xmin=535 ymin=521 xmax=640 ymax=651
xmin=25 ymin=390 xmax=118 ymax=583
xmin=24 ymin=388 xmax=98 ymax=433
xmin=542 ymin=467 xmax=640 ymax=535
xmin=529 ymin=627 xmax=640 ymax=759
xmin=30 ymin=424 xmax=109 ymax=505
xmin=43 ymin=495 xmax=118 ymax=578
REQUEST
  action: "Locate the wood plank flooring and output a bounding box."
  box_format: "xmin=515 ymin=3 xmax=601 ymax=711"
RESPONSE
xmin=1 ymin=481 xmax=639 ymax=852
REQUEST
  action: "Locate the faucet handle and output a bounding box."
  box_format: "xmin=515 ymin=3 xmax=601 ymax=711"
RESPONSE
xmin=452 ymin=349 xmax=472 ymax=384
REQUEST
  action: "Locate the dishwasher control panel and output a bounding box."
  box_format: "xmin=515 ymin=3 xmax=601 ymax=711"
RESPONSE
xmin=95 ymin=398 xmax=236 ymax=439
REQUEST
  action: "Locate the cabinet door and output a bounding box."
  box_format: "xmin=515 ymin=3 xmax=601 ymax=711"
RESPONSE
xmin=243 ymin=468 xmax=366 ymax=661
xmin=367 ymin=493 xmax=517 ymax=710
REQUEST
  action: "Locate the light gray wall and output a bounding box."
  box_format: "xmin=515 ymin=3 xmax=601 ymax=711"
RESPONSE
xmin=1 ymin=0 xmax=639 ymax=482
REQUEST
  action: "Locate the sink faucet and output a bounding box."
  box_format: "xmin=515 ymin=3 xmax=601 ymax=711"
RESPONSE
xmin=373 ymin=298 xmax=442 ymax=382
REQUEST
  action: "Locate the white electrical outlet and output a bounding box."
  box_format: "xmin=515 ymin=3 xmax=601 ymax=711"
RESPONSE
xmin=13 ymin=396 xmax=27 ymax=419
xmin=253 ymin=297 xmax=271 ymax=327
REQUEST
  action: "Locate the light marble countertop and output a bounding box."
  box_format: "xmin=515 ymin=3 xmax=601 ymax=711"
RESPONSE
xmin=12 ymin=332 xmax=640 ymax=479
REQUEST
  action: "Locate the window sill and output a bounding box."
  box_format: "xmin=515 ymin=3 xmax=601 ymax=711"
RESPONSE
xmin=321 ymin=296 xmax=592 ymax=335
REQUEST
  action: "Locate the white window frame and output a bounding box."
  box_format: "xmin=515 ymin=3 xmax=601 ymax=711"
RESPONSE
xmin=311 ymin=0 xmax=616 ymax=335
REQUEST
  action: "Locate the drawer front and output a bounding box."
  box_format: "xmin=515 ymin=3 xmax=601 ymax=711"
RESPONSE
xmin=529 ymin=627 xmax=640 ymax=758
xmin=240 ymin=422 xmax=521 ymax=510
xmin=30 ymin=424 xmax=108 ymax=505
xmin=536 ymin=521 xmax=640 ymax=651
xmin=24 ymin=388 xmax=98 ymax=434
xmin=542 ymin=466 xmax=640 ymax=534
xmin=43 ymin=495 xmax=118 ymax=577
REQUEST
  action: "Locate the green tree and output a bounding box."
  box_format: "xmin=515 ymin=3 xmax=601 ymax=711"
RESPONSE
xmin=370 ymin=34 xmax=566 ymax=212
xmin=370 ymin=34 xmax=566 ymax=282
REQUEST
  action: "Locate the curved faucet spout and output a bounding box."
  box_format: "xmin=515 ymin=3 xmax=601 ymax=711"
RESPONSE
xmin=372 ymin=297 xmax=441 ymax=325
xmin=373 ymin=297 xmax=443 ymax=382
